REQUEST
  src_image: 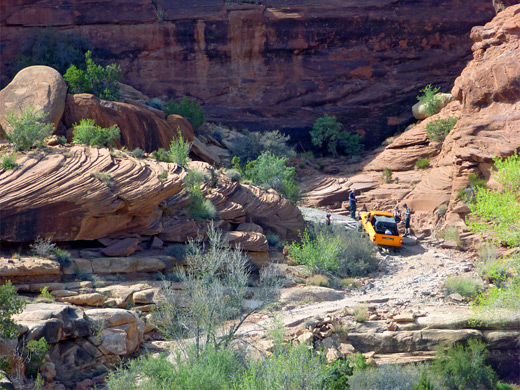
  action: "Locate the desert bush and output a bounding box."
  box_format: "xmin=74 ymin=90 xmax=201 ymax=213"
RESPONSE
xmin=306 ymin=275 xmax=329 ymax=287
xmin=31 ymin=237 xmax=56 ymax=257
xmin=5 ymin=106 xmax=54 ymax=151
xmin=153 ymin=224 xmax=281 ymax=353
xmin=132 ymin=148 xmax=145 ymax=158
xmin=417 ymin=84 xmax=441 ymax=117
xmin=467 ymin=172 xmax=486 ymax=189
xmin=145 ymin=98 xmax=166 ymax=110
xmin=415 ymin=158 xmax=430 ymax=169
xmin=243 ymin=151 xmax=300 ymax=203
xmin=310 ymin=114 xmax=362 ymax=157
xmin=413 ymin=368 xmax=435 ymax=390
xmin=37 ymin=286 xmax=55 ymax=303
xmin=437 ymin=226 xmax=463 ymax=249
xmin=24 ymin=337 xmax=50 ymax=378
xmin=12 ymin=28 xmax=90 ymax=76
xmin=1 ymin=153 xmax=17 ymax=170
xmin=169 ymin=131 xmax=191 ymax=167
xmin=229 ymin=130 xmax=296 ymax=165
xmin=56 ymin=135 xmax=67 ymax=145
xmin=183 ymin=170 xmax=216 ymax=221
xmin=63 ymin=50 xmax=121 ymax=101
xmin=72 ymin=118 xmax=120 ymax=148
xmin=382 ymin=167 xmax=392 ymax=183
xmin=225 ymin=169 xmax=242 ymax=182
xmin=266 ymin=233 xmax=282 ymax=249
xmin=164 ymin=97 xmax=205 ymax=132
xmin=432 ymin=339 xmax=498 ymax=390
xmin=353 ymin=305 xmax=368 ymax=323
xmin=289 ymin=224 xmax=377 ymax=278
xmin=426 ymin=117 xmax=457 ymax=142
xmin=437 ymin=204 xmax=448 ymax=216
xmin=444 ymin=275 xmax=484 ymax=299
xmin=51 ymin=248 xmax=72 ymax=267
xmin=91 ymin=172 xmax=114 ymax=187
xmin=151 ymin=148 xmax=171 ymax=162
xmin=0 ymin=281 xmax=26 ymax=340
xmin=165 ymin=244 xmax=186 ymax=260
xmin=349 ymin=364 xmax=429 ymax=390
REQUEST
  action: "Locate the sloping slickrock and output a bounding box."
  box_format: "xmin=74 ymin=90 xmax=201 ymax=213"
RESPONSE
xmin=218 ymin=201 xmax=246 ymax=223
xmin=62 ymin=94 xmax=194 ymax=151
xmin=0 ymin=65 xmax=67 ymax=136
xmin=0 ymin=146 xmax=184 ymax=242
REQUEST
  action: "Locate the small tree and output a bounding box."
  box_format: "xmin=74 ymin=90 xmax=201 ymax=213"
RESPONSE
xmin=72 ymin=118 xmax=120 ymax=148
xmin=63 ymin=50 xmax=121 ymax=101
xmin=417 ymin=84 xmax=441 ymax=117
xmin=0 ymin=281 xmax=26 ymax=340
xmin=169 ymin=130 xmax=191 ymax=167
xmin=310 ymin=114 xmax=362 ymax=157
xmin=164 ymin=97 xmax=205 ymax=133
xmin=5 ymin=106 xmax=54 ymax=151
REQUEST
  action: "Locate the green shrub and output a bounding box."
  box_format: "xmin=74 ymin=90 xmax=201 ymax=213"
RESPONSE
xmin=63 ymin=50 xmax=121 ymax=101
xmin=437 ymin=204 xmax=447 ymax=216
xmin=382 ymin=167 xmax=392 ymax=184
xmin=51 ymin=247 xmax=72 ymax=267
xmin=353 ymin=305 xmax=368 ymax=323
xmin=187 ymin=187 xmax=217 ymax=221
xmin=12 ymin=28 xmax=90 ymax=76
xmin=432 ymin=339 xmax=498 ymax=390
xmin=417 ymin=84 xmax=441 ymax=117
xmin=306 ymin=274 xmax=329 ymax=287
xmin=165 ymin=244 xmax=186 ymax=260
xmin=0 ymin=281 xmax=26 ymax=340
xmin=310 ymin=114 xmax=362 ymax=157
xmin=415 ymin=158 xmax=430 ymax=169
xmin=266 ymin=233 xmax=282 ymax=249
xmin=426 ymin=117 xmax=457 ymax=142
xmin=72 ymin=118 xmax=120 ymax=148
xmin=5 ymin=106 xmax=54 ymax=151
xmin=437 ymin=226 xmax=464 ymax=250
xmin=1 ymin=153 xmax=17 ymax=170
xmin=91 ymin=172 xmax=114 ymax=187
xmin=243 ymin=151 xmax=300 ymax=203
xmin=37 ymin=286 xmax=55 ymax=302
xmin=496 ymin=383 xmax=514 ymax=390
xmin=145 ymin=98 xmax=166 ymax=110
xmin=289 ymin=224 xmax=377 ymax=278
xmin=132 ymin=148 xmax=145 ymax=158
xmin=413 ymin=368 xmax=435 ymax=390
xmin=444 ymin=275 xmax=483 ymax=299
xmin=30 ymin=237 xmax=56 ymax=257
xmin=164 ymin=97 xmax=205 ymax=132
xmin=25 ymin=337 xmax=50 ymax=378
xmin=229 ymin=130 xmax=296 ymax=164
xmin=467 ymin=172 xmax=486 ymax=189
xmin=225 ymin=169 xmax=242 ymax=182
xmin=349 ymin=363 xmax=427 ymax=390
xmin=169 ymin=131 xmax=191 ymax=167
xmin=151 ymin=148 xmax=171 ymax=162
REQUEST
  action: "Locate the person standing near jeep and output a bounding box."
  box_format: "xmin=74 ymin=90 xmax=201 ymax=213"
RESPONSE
xmin=403 ymin=204 xmax=411 ymax=236
xmin=349 ymin=190 xmax=357 ymax=219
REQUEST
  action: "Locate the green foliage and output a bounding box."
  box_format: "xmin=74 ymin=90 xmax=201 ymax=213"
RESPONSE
xmin=5 ymin=106 xmax=54 ymax=151
xmin=183 ymin=170 xmax=216 ymax=221
xmin=417 ymin=84 xmax=441 ymax=117
xmin=437 ymin=204 xmax=448 ymax=216
xmin=306 ymin=274 xmax=329 ymax=287
xmin=51 ymin=248 xmax=72 ymax=267
xmin=132 ymin=148 xmax=145 ymax=158
xmin=56 ymin=135 xmax=67 ymax=145
xmin=322 ymin=359 xmax=353 ymax=390
xmin=151 ymin=148 xmax=171 ymax=162
xmin=353 ymin=305 xmax=368 ymax=323
xmin=468 ymin=152 xmax=520 ymax=247
xmin=349 ymin=363 xmax=427 ymax=390
xmin=229 ymin=130 xmax=296 ymax=165
xmin=382 ymin=167 xmax=392 ymax=183
xmin=12 ymin=28 xmax=90 ymax=76
xmin=1 ymin=153 xmax=17 ymax=170
xmin=437 ymin=226 xmax=464 ymax=250
xmin=426 ymin=117 xmax=458 ymax=142
xmin=413 ymin=369 xmax=435 ymax=390
xmin=225 ymin=169 xmax=242 ymax=182
xmin=72 ymin=118 xmax=120 ymax=148
xmin=164 ymin=244 xmax=186 ymax=260
xmin=25 ymin=338 xmax=50 ymax=378
xmin=169 ymin=131 xmax=191 ymax=167
xmin=243 ymin=151 xmax=300 ymax=203
xmin=496 ymin=383 xmax=513 ymax=390
xmin=0 ymin=281 xmax=26 ymax=340
xmin=432 ymin=339 xmax=498 ymax=390
xmin=37 ymin=286 xmax=55 ymax=303
xmin=63 ymin=50 xmax=121 ymax=101
xmin=310 ymin=114 xmax=362 ymax=157
xmin=289 ymin=224 xmax=377 ymax=278
xmin=91 ymin=172 xmax=114 ymax=187
xmin=415 ymin=158 xmax=430 ymax=169
xmin=164 ymin=97 xmax=205 ymax=132
xmin=444 ymin=276 xmax=483 ymax=299
xmin=266 ymin=233 xmax=282 ymax=249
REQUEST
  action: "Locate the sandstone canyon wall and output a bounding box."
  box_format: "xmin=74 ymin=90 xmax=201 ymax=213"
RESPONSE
xmin=2 ymin=0 xmax=517 ymax=147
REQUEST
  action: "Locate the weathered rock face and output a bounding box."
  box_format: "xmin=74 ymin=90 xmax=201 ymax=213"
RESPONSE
xmin=0 ymin=65 xmax=67 ymax=136
xmin=1 ymin=1 xmax=515 ymax=147
xmin=304 ymin=5 xmax=520 ymax=237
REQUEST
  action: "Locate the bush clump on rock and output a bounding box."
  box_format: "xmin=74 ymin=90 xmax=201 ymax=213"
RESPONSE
xmin=164 ymin=97 xmax=205 ymax=133
xmin=5 ymin=106 xmax=55 ymax=151
xmin=426 ymin=117 xmax=457 ymax=142
xmin=310 ymin=114 xmax=362 ymax=157
xmin=72 ymin=118 xmax=120 ymax=148
xmin=229 ymin=129 xmax=295 ymax=164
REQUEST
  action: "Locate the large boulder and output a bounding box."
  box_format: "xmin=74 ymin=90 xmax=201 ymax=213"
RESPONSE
xmin=0 ymin=65 xmax=67 ymax=137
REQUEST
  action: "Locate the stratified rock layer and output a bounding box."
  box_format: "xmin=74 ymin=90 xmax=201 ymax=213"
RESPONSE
xmin=1 ymin=1 xmax=516 ymax=146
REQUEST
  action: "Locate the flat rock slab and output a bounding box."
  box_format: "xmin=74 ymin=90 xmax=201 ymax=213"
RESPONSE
xmin=101 ymin=238 xmax=140 ymax=257
xmin=280 ymin=286 xmax=345 ymax=304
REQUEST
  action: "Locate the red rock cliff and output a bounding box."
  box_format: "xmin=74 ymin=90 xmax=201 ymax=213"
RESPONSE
xmin=1 ymin=0 xmax=517 ymax=146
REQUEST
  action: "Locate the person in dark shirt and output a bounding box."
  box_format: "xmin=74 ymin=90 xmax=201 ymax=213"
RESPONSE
xmin=403 ymin=203 xmax=411 ymax=236
xmin=349 ymin=190 xmax=357 ymax=219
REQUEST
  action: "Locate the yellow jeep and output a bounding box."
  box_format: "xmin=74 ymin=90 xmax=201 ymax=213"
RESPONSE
xmin=360 ymin=211 xmax=402 ymax=248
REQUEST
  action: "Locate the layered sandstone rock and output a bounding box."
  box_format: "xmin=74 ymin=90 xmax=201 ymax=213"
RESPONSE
xmin=1 ymin=1 xmax=515 ymax=146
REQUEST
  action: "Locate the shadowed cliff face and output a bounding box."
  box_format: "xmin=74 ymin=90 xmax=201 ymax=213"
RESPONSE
xmin=1 ymin=0 xmax=517 ymax=147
